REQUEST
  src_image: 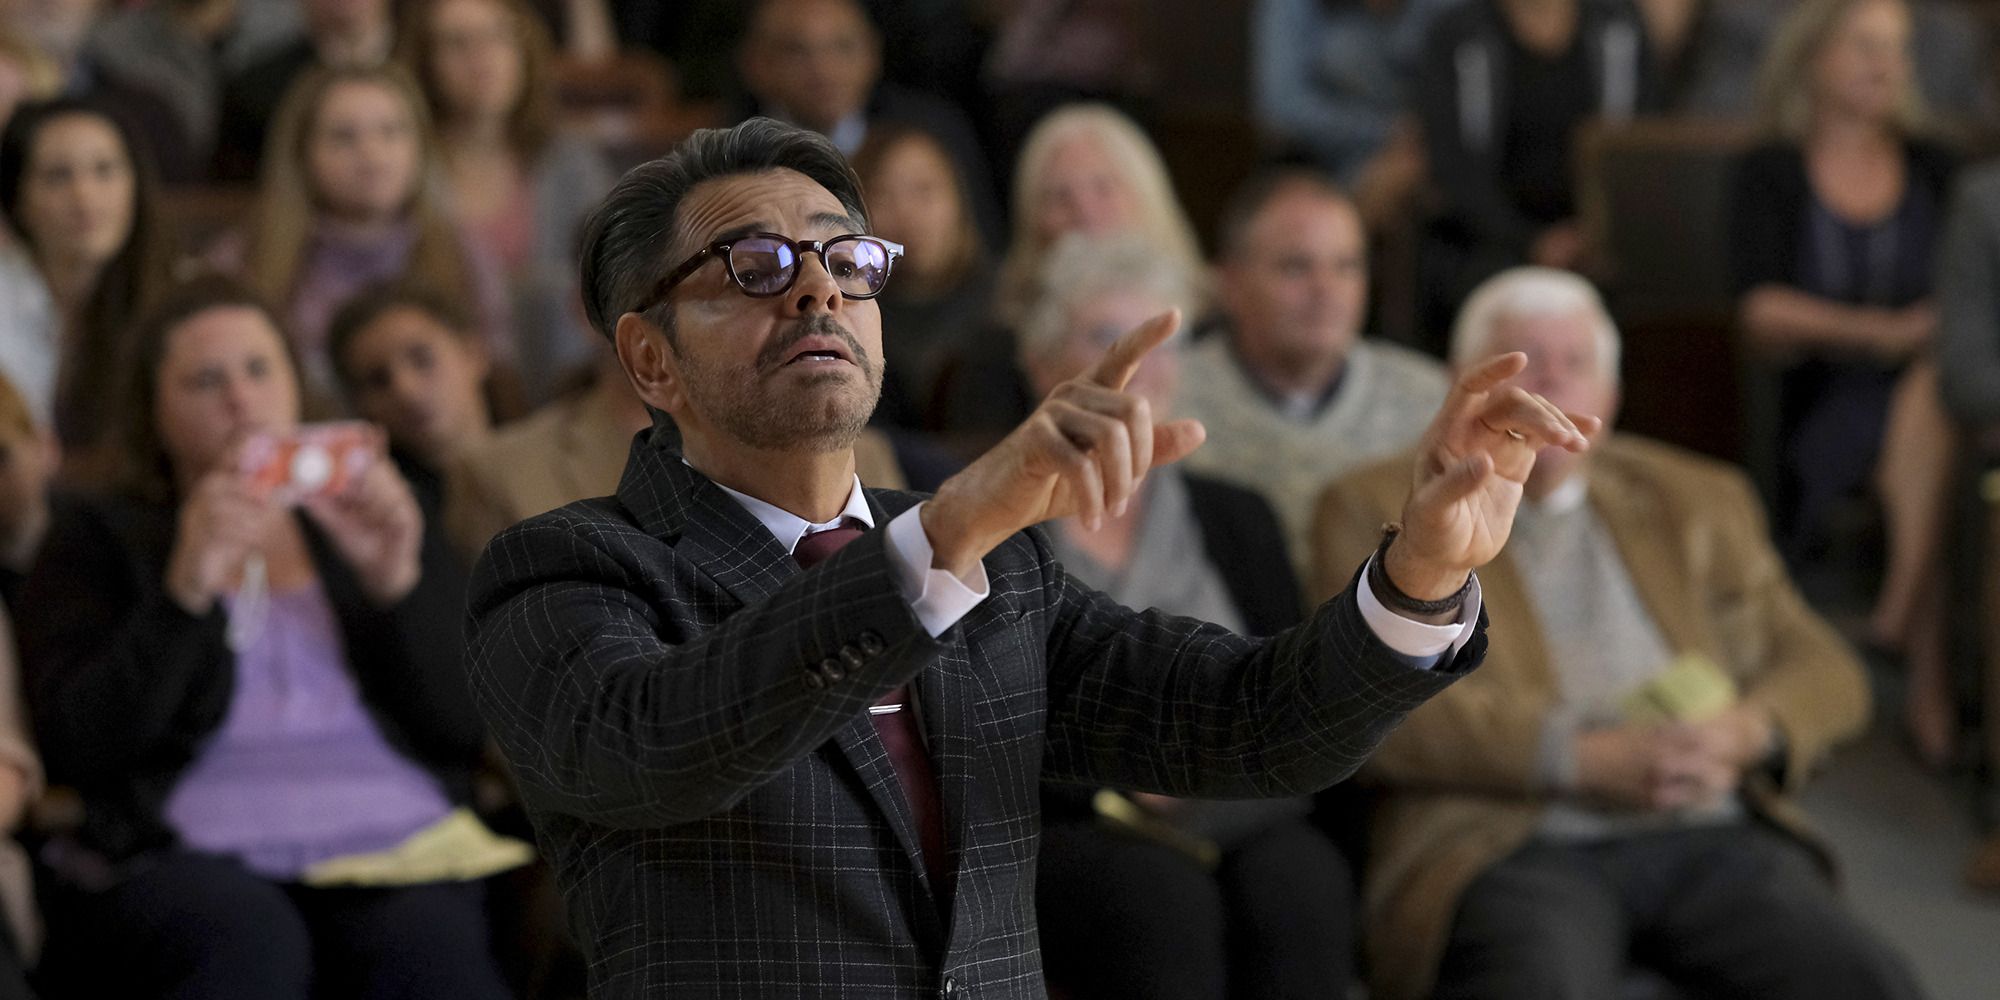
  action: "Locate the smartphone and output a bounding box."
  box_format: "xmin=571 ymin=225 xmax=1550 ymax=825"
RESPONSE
xmin=238 ymin=422 xmax=380 ymax=504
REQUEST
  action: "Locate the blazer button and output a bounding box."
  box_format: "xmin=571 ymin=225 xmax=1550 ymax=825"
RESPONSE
xmin=802 ymin=670 xmax=826 ymax=691
xmin=840 ymin=644 xmax=867 ymax=669
xmin=856 ymin=630 xmax=886 ymax=656
xmin=939 ymin=974 xmax=959 ymax=997
xmin=818 ymin=657 xmax=846 ymax=683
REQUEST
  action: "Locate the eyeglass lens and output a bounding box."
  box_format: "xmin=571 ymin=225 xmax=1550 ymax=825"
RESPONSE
xmin=729 ymin=237 xmax=892 ymax=297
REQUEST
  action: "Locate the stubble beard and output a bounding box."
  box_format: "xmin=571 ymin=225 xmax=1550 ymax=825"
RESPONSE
xmin=677 ymin=322 xmax=885 ymax=455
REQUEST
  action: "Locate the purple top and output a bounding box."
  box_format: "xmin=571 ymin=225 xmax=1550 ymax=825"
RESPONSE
xmin=161 ymin=579 xmax=453 ymax=880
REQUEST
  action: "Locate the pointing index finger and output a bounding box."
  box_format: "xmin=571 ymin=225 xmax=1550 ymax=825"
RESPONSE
xmin=1086 ymin=309 xmax=1181 ymax=391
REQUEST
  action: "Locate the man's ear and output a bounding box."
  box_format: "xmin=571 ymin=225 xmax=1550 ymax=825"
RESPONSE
xmin=614 ymin=313 xmax=686 ymax=417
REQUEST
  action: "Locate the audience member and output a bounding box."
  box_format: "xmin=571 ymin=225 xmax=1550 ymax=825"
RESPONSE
xmin=1178 ymin=169 xmax=1448 ymax=572
xmin=1731 ymin=0 xmax=1958 ymax=765
xmin=83 ymin=0 xmax=237 ymax=172
xmin=1313 ymin=266 xmax=1915 ymax=1000
xmin=0 ymin=28 xmax=59 ymax=148
xmin=0 ymin=373 xmax=57 ymax=608
xmin=1935 ymin=161 xmax=2000 ymax=893
xmin=216 ymin=0 xmax=396 ymax=180
xmin=934 ymin=102 xmax=1205 ymax=447
xmin=3 ymin=0 xmax=201 ymax=180
xmin=327 ymin=284 xmax=495 ymax=521
xmin=398 ymin=0 xmax=615 ymax=404
xmin=735 ymin=0 xmax=1000 ymax=239
xmin=1639 ymin=0 xmax=1787 ymax=116
xmin=215 ymin=63 xmax=513 ymax=410
xmin=983 ymin=0 xmax=1145 ymax=163
xmin=850 ymin=122 xmax=994 ymax=430
xmin=1021 ymin=234 xmax=1348 ymax=1000
xmin=1252 ymin=0 xmax=1463 ymax=224
xmin=0 ymin=376 xmax=45 ymax=1000
xmin=13 ymin=275 xmax=509 ymax=998
xmin=1416 ymin=0 xmax=1662 ymax=329
xmin=0 ymin=98 xmax=173 ymax=463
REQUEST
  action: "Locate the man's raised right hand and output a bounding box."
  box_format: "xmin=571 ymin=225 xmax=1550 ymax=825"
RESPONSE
xmin=919 ymin=310 xmax=1206 ymax=579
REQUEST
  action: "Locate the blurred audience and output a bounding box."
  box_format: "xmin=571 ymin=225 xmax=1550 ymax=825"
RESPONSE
xmin=0 ymin=28 xmax=59 ymax=149
xmin=13 ymin=275 xmax=508 ymax=999
xmin=1023 ymin=234 xmax=1350 ymax=1000
xmin=0 ymin=603 xmax=35 ymax=1000
xmin=216 ymin=0 xmax=396 ymax=180
xmin=327 ymin=284 xmax=495 ymax=521
xmin=398 ymin=0 xmax=614 ymax=404
xmin=1640 ymin=0 xmax=1787 ymax=116
xmin=0 ymin=376 xmax=45 ymax=1000
xmin=0 ymin=97 xmax=172 ymax=463
xmin=1252 ymin=0 xmax=1461 ymax=225
xmin=2 ymin=0 xmax=200 ymax=180
xmin=214 ymin=63 xmax=513 ymax=410
xmin=735 ymin=0 xmax=1000 ymax=239
xmin=1936 ymin=161 xmax=2000 ymax=894
xmin=0 ymin=373 xmax=57 ymax=607
xmin=933 ymin=102 xmax=1204 ymax=447
xmin=1416 ymin=0 xmax=1663 ymax=332
xmin=1730 ymin=0 xmax=1958 ymax=766
xmin=1314 ymin=267 xmax=1914 ymax=1000
xmin=1178 ymin=169 xmax=1448 ymax=572
xmin=83 ymin=0 xmax=237 ymax=172
xmin=850 ymin=122 xmax=994 ymax=430
xmin=983 ymin=0 xmax=1145 ymax=164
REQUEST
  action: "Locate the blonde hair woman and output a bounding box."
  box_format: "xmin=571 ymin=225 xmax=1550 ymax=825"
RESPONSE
xmin=1730 ymin=0 xmax=1960 ymax=765
xmin=996 ymin=104 xmax=1206 ymax=327
xmin=216 ymin=63 xmax=514 ymax=407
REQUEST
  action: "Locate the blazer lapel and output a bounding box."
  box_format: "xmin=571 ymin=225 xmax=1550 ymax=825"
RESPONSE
xmin=1589 ymin=456 xmax=1707 ymax=658
xmin=617 ymin=434 xmax=795 ymax=611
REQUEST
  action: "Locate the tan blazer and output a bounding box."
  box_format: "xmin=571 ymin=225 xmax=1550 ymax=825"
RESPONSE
xmin=0 ymin=606 xmax=42 ymax=962
xmin=445 ymin=380 xmax=911 ymax=558
xmin=1310 ymin=435 xmax=1870 ymax=1000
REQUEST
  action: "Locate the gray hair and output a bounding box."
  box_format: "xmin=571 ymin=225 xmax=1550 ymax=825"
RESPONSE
xmin=1448 ymin=267 xmax=1622 ymax=381
xmin=1016 ymin=233 xmax=1202 ymax=364
xmin=576 ymin=116 xmax=870 ymax=341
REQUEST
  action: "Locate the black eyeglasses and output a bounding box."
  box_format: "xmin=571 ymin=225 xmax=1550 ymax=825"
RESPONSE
xmin=648 ymin=232 xmax=904 ymax=306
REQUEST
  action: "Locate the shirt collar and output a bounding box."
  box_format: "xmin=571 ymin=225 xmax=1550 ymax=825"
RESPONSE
xmin=707 ymin=473 xmax=876 ymax=554
xmin=1527 ymin=473 xmax=1590 ymax=515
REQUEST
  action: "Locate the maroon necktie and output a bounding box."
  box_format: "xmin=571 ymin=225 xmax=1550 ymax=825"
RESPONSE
xmin=792 ymin=525 xmax=951 ymax=897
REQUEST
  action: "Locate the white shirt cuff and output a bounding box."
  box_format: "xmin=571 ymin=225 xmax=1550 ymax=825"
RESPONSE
xmin=1355 ymin=555 xmax=1481 ymax=666
xmin=883 ymin=504 xmax=990 ymax=637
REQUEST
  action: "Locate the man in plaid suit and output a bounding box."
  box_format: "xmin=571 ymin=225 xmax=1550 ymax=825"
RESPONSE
xmin=465 ymin=118 xmax=1596 ymax=999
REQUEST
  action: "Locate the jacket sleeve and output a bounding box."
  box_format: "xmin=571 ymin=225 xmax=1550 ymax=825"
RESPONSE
xmin=13 ymin=498 xmax=229 ymax=787
xmin=1034 ymin=524 xmax=1480 ymax=800
xmin=464 ymin=514 xmax=942 ymax=829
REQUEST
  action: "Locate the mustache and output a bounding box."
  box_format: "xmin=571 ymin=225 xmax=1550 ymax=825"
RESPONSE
xmin=755 ymin=315 xmax=872 ymax=372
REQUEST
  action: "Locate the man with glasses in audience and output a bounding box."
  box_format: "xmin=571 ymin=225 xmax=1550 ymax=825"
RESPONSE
xmin=465 ymin=117 xmax=1594 ymax=999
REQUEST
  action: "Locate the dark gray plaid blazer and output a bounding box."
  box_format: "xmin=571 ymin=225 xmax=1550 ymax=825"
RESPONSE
xmin=465 ymin=432 xmax=1486 ymax=999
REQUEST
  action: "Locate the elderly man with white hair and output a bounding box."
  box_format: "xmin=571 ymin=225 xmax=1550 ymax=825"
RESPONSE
xmin=1311 ymin=267 xmax=1917 ymax=1000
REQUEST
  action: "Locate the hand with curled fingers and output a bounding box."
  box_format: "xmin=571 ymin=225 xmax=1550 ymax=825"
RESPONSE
xmin=300 ymin=447 xmax=425 ymax=607
xmin=1386 ymin=352 xmax=1602 ymax=607
xmin=165 ymin=464 xmax=287 ymax=616
xmin=920 ymin=310 xmax=1206 ymax=579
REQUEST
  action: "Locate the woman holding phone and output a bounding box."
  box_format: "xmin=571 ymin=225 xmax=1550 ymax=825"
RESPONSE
xmin=12 ymin=275 xmax=510 ymax=999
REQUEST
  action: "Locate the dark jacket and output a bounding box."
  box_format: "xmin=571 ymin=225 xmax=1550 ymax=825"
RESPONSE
xmin=1185 ymin=473 xmax=1307 ymax=638
xmin=1728 ymin=138 xmax=1960 ymax=300
xmin=1417 ymin=0 xmax=1662 ymax=252
xmin=14 ymin=491 xmax=482 ymax=868
xmin=463 ymin=429 xmax=1484 ymax=999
